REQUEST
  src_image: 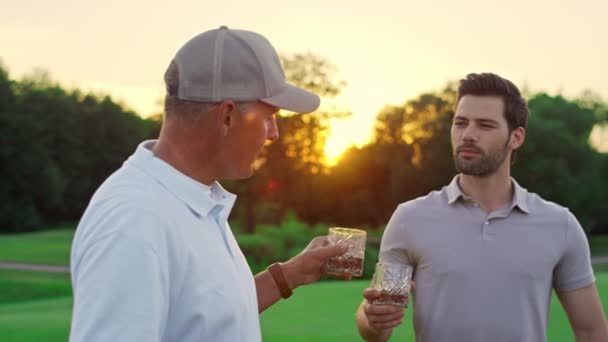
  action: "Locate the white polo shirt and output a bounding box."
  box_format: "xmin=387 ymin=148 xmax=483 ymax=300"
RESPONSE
xmin=70 ymin=140 xmax=261 ymax=342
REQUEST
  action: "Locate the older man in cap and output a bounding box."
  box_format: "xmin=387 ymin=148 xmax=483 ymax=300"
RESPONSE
xmin=69 ymin=26 xmax=347 ymax=342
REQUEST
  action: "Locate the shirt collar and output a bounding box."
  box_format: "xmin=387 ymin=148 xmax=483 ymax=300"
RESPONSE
xmin=446 ymin=176 xmax=465 ymax=205
xmin=510 ymin=178 xmax=530 ymax=214
xmin=446 ymin=175 xmax=530 ymax=214
xmin=126 ymin=140 xmax=237 ymax=218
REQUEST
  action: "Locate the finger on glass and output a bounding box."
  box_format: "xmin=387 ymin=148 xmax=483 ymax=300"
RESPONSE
xmin=324 ymin=227 xmax=366 ymax=277
xmin=371 ymin=262 xmax=413 ymax=308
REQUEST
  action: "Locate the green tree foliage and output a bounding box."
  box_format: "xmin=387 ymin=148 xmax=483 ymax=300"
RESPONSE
xmin=514 ymin=93 xmax=608 ymax=231
xmin=0 ymin=65 xmax=160 ymax=232
xmin=0 ymin=60 xmax=14 ymax=113
xmin=0 ymin=110 xmax=65 ymax=231
xmin=1 ymin=58 xmax=606 ymax=238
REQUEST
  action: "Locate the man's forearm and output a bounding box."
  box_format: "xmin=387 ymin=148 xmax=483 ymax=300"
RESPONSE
xmin=255 ymin=270 xmax=283 ymax=313
xmin=356 ymin=302 xmax=393 ymax=342
xmin=255 ymin=261 xmax=303 ymax=313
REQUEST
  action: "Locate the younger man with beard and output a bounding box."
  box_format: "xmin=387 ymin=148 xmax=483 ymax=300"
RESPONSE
xmin=355 ymin=73 xmax=608 ymax=342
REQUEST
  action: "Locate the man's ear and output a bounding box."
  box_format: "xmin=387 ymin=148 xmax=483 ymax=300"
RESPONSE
xmin=509 ymin=127 xmax=526 ymax=151
xmin=216 ymin=100 xmax=237 ymax=135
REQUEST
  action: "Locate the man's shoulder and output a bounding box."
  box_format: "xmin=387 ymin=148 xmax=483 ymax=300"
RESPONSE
xmin=72 ymin=166 xmax=182 ymax=260
xmin=76 ymin=165 xmax=175 ymax=237
xmin=524 ymin=190 xmax=571 ymax=220
xmin=90 ymin=164 xmax=169 ymax=208
xmin=395 ymin=187 xmax=448 ymax=214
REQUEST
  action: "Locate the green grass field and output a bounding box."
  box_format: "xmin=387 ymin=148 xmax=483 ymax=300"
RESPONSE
xmin=0 ymin=228 xmax=73 ymax=265
xmin=1 ymin=270 xmax=606 ymax=342
xmin=1 ymin=229 xmax=607 ymax=266
xmin=591 ymin=235 xmax=608 ymax=256
xmin=1 ymin=229 xmax=607 ymax=341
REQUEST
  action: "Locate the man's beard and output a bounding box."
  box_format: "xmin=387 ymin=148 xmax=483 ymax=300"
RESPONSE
xmin=453 ymin=140 xmax=509 ymax=177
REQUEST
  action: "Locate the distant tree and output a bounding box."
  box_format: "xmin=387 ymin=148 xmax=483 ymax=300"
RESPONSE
xmin=0 ymin=67 xmax=160 ymax=232
xmin=514 ymin=93 xmax=606 ymax=230
xmin=226 ymin=53 xmax=348 ymax=232
xmin=0 ymin=110 xmax=66 ymax=232
xmin=0 ymin=61 xmax=14 ymax=112
xmin=577 ymin=90 xmax=608 ymax=123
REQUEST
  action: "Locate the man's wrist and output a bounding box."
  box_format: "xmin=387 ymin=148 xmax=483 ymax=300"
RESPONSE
xmin=279 ymin=260 xmax=301 ymax=289
xmin=268 ymin=262 xmax=293 ymax=299
xmin=357 ymin=305 xmax=392 ymax=342
xmin=362 ymin=325 xmax=392 ymax=342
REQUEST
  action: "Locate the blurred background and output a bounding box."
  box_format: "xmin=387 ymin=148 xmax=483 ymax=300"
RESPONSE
xmin=1 ymin=0 xmax=607 ymax=341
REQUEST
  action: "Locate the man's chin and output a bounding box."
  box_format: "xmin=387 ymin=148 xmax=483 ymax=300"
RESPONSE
xmin=457 ymin=166 xmax=497 ymax=178
xmin=455 ymin=161 xmax=489 ymax=177
xmin=221 ymin=165 xmax=255 ymax=181
xmin=460 ymin=170 xmax=492 ymax=178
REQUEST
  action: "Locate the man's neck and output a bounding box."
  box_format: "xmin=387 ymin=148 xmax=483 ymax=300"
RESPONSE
xmin=151 ymin=125 xmax=217 ymax=186
xmin=458 ymin=165 xmax=513 ymax=214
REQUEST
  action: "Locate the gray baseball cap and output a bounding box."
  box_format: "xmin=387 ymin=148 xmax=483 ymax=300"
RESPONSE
xmin=171 ymin=26 xmax=320 ymax=114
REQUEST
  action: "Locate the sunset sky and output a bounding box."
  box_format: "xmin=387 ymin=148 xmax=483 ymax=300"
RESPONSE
xmin=2 ymin=0 xmax=607 ymax=162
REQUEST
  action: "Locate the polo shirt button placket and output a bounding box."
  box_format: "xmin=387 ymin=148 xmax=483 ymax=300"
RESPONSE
xmin=482 ymin=220 xmax=491 ymax=240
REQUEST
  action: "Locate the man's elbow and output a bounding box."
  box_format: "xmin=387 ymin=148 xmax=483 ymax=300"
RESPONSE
xmin=573 ymin=320 xmax=608 ymax=341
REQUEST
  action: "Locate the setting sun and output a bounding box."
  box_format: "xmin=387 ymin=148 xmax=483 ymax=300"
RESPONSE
xmin=322 ymin=116 xmax=366 ymax=166
xmin=324 ymin=133 xmax=352 ymax=166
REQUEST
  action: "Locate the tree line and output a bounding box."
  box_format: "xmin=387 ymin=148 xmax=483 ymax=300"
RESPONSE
xmin=1 ymin=56 xmax=606 ymax=235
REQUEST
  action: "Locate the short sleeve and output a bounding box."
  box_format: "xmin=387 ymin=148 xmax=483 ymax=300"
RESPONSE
xmin=70 ymin=208 xmax=170 ymax=342
xmin=553 ymin=210 xmax=595 ymax=292
xmin=379 ymin=204 xmax=413 ymax=266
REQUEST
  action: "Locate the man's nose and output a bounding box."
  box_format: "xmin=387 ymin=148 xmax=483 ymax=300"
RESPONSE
xmin=462 ymin=125 xmax=478 ymax=142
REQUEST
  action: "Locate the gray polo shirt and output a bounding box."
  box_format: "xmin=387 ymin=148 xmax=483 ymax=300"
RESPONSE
xmin=380 ymin=176 xmax=595 ymax=342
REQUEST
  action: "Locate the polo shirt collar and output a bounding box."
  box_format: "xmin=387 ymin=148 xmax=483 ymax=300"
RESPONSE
xmin=126 ymin=140 xmax=237 ymax=218
xmin=446 ymin=175 xmax=530 ymax=214
xmin=510 ymin=178 xmax=530 ymax=214
xmin=447 ymin=176 xmax=464 ymax=205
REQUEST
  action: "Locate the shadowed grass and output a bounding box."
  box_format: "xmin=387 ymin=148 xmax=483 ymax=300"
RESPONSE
xmin=0 ymin=272 xmax=606 ymax=341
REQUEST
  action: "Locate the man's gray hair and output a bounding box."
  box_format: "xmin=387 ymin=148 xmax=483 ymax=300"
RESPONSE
xmin=163 ymin=61 xmax=255 ymax=121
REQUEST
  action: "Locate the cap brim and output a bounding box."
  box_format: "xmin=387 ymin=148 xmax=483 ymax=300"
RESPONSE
xmin=260 ymin=83 xmax=320 ymax=114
